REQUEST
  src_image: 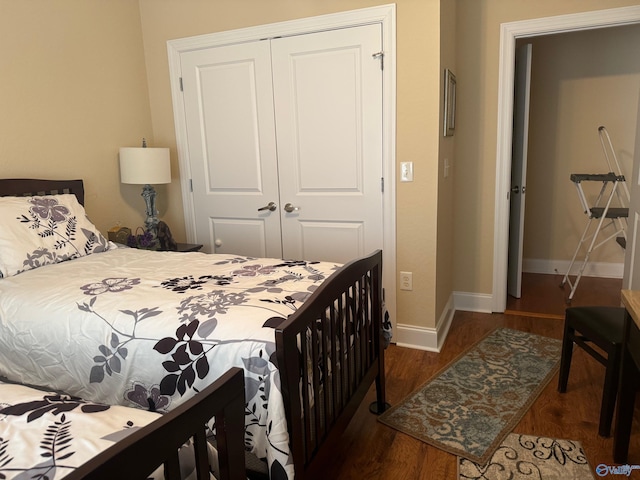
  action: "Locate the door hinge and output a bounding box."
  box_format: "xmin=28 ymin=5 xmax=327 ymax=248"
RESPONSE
xmin=179 ymin=77 xmax=183 ymax=92
xmin=372 ymin=52 xmax=384 ymax=70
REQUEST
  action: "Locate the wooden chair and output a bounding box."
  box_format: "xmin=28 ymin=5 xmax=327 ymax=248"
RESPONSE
xmin=557 ymin=306 xmax=625 ymax=437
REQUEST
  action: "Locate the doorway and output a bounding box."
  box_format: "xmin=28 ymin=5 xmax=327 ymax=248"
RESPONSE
xmin=508 ymin=27 xmax=640 ymax=312
xmin=493 ymin=5 xmax=640 ymax=313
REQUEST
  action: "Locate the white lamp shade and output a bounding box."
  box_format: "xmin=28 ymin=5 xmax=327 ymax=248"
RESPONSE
xmin=119 ymin=147 xmax=171 ymax=185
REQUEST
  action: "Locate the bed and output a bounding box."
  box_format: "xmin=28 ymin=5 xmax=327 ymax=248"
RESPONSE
xmin=0 ymin=367 xmax=245 ymax=480
xmin=0 ymin=178 xmax=389 ymax=480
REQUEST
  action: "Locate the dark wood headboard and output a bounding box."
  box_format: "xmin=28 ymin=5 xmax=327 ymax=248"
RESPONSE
xmin=0 ymin=179 xmax=85 ymax=206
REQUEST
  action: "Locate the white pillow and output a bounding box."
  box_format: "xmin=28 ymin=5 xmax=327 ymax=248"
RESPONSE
xmin=0 ymin=194 xmax=111 ymax=278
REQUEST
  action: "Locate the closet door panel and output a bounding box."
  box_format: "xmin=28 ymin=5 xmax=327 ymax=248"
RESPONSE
xmin=271 ymin=24 xmax=384 ymax=263
xmin=181 ymin=41 xmax=282 ymax=257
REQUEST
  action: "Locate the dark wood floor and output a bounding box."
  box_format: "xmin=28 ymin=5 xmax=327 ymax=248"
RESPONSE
xmin=318 ymin=274 xmax=640 ymax=479
xmin=506 ymin=272 xmax=623 ymax=317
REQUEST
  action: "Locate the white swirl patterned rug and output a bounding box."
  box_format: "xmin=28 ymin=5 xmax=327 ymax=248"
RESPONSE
xmin=458 ymin=434 xmax=595 ymax=480
xmin=378 ymin=328 xmax=561 ymax=464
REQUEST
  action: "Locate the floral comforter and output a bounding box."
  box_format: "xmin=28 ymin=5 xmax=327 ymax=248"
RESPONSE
xmin=0 ymin=380 xmax=212 ymax=480
xmin=0 ymin=247 xmax=342 ymax=480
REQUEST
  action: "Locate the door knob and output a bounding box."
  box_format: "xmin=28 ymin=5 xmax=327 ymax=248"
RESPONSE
xmin=258 ymin=202 xmax=277 ymax=212
xmin=511 ymin=186 xmax=520 ymax=194
xmin=284 ymin=203 xmax=299 ymax=213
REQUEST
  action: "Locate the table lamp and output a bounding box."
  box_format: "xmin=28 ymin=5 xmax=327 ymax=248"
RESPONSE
xmin=119 ymin=139 xmax=171 ymax=233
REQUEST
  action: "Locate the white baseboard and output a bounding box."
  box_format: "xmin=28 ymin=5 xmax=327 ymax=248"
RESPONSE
xmin=452 ymin=291 xmax=493 ymax=313
xmin=447 ymin=259 xmax=623 ymax=321
xmin=393 ymin=261 xmax=621 ymax=352
xmin=523 ymin=258 xmax=623 ymax=279
xmin=394 ymin=295 xmax=455 ymax=352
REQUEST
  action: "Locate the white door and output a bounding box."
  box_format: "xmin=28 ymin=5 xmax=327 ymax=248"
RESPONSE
xmin=180 ymin=25 xmax=384 ymax=263
xmin=181 ymin=41 xmax=283 ymax=258
xmin=507 ymin=44 xmax=532 ymax=298
xmin=271 ymin=25 xmax=383 ymax=263
xmin=623 ymin=90 xmax=640 ymax=289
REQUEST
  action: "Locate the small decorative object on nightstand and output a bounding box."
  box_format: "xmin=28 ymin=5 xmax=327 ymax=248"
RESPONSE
xmin=108 ymin=226 xmax=132 ymax=245
xmin=156 ymin=221 xmax=178 ymax=251
xmin=109 ymin=224 xmax=202 ymax=253
xmin=127 ymin=227 xmax=158 ymax=250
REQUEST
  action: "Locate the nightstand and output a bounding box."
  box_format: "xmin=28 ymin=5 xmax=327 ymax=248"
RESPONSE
xmin=174 ymin=243 xmax=203 ymax=253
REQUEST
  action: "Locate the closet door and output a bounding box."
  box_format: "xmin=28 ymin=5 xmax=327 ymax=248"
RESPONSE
xmin=179 ymin=24 xmax=384 ymax=263
xmin=180 ymin=41 xmax=283 ymax=258
xmin=271 ymin=24 xmax=384 ymax=263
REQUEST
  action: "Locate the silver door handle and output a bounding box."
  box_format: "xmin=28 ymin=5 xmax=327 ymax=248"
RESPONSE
xmin=284 ymin=203 xmax=299 ymax=213
xmin=511 ymin=186 xmax=519 ymax=194
xmin=258 ymin=202 xmax=277 ymax=212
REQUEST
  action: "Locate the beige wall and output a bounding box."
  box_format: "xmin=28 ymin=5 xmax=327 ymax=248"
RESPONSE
xmin=0 ymin=0 xmax=155 ymax=234
xmin=523 ymin=25 xmax=640 ymax=267
xmin=454 ymin=0 xmax=640 ymax=298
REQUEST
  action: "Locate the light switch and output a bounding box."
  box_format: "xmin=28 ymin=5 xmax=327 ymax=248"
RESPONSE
xmin=401 ymin=162 xmax=414 ymax=182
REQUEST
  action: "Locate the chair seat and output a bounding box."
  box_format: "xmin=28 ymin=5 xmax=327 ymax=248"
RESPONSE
xmin=566 ymin=306 xmax=625 ymax=344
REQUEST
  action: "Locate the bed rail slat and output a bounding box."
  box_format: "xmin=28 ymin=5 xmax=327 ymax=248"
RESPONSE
xmin=164 ymin=452 xmax=182 ymax=480
xmin=329 ymin=302 xmax=339 ymax=417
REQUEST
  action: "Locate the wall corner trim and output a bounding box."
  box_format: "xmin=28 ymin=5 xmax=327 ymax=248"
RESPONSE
xmin=393 ymin=295 xmax=455 ymax=352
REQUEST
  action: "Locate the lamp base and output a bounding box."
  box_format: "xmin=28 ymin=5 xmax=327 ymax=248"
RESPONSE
xmin=141 ymin=184 xmax=159 ymax=234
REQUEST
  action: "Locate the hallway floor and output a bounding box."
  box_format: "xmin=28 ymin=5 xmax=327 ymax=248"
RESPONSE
xmin=506 ymin=272 xmax=622 ymax=318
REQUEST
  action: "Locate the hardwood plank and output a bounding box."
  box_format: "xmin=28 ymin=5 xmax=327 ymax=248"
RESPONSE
xmin=318 ymin=306 xmax=640 ymax=479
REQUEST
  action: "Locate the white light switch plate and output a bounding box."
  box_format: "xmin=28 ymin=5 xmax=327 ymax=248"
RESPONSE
xmin=401 ymin=162 xmax=414 ymax=182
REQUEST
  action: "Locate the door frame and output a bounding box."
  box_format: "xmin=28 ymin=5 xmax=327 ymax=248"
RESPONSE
xmin=623 ymin=92 xmax=640 ymax=290
xmin=493 ymin=5 xmax=640 ymax=312
xmin=168 ymin=4 xmax=397 ymax=322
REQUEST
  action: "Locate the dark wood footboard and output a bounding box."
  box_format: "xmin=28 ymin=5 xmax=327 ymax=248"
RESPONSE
xmin=65 ymin=367 xmax=246 ymax=480
xmin=275 ymin=250 xmax=387 ymax=479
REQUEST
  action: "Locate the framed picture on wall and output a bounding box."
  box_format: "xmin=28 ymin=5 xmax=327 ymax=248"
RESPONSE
xmin=444 ymin=69 xmax=456 ymax=137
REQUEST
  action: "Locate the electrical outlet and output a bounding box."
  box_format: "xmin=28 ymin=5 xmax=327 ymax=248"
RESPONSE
xmin=400 ymin=271 xmax=413 ymax=291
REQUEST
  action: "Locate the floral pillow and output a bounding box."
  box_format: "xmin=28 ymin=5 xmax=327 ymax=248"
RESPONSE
xmin=0 ymin=194 xmax=112 ymax=278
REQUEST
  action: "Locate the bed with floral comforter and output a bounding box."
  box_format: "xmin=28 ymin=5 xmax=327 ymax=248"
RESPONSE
xmin=0 ymin=245 xmax=341 ymax=480
xmin=0 ymin=185 xmax=389 ymax=480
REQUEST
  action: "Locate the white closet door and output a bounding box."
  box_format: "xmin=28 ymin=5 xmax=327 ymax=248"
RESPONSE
xmin=180 ymin=41 xmax=283 ymax=258
xmin=271 ymin=24 xmax=384 ymax=263
xmin=179 ymin=24 xmax=384 ymax=263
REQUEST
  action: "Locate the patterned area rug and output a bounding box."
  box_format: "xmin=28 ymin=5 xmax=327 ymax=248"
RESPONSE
xmin=378 ymin=328 xmax=561 ymax=464
xmin=458 ymin=434 xmax=594 ymax=480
